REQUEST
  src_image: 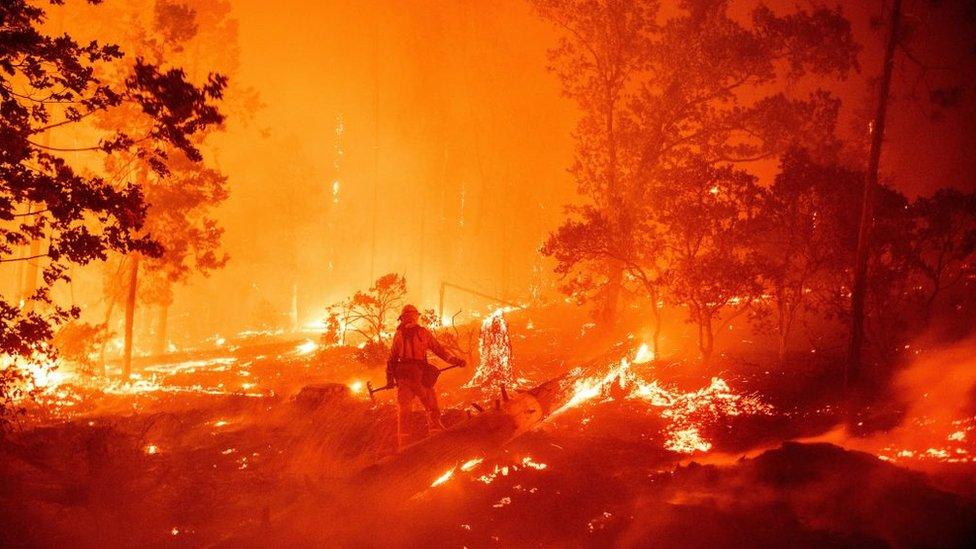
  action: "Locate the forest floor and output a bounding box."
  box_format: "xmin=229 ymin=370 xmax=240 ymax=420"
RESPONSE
xmin=1 ymin=304 xmax=974 ymax=547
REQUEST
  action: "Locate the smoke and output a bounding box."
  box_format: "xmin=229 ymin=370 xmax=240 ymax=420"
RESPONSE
xmin=893 ymin=338 xmax=976 ymax=424
xmin=801 ymin=336 xmax=976 ymax=464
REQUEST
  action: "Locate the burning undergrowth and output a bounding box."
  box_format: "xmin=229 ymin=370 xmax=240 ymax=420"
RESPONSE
xmin=3 ymin=307 xmax=975 ymax=547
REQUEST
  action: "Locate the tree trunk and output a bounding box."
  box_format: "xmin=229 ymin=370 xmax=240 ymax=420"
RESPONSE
xmin=777 ymin=295 xmax=788 ymax=362
xmin=603 ymin=262 xmax=623 ymax=323
xmin=703 ymin=319 xmax=714 ymax=363
xmin=651 ymin=290 xmax=662 ymax=359
xmin=697 ymin=313 xmax=714 ymax=363
xmin=122 ymin=254 xmax=140 ymax=380
xmin=153 ymin=302 xmax=169 ymax=356
xmin=20 ymin=224 xmax=41 ymax=310
xmin=847 ymin=0 xmax=902 ymax=386
xmin=97 ymin=257 xmax=128 ymax=375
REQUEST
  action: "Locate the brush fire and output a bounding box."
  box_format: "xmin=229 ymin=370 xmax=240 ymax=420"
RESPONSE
xmin=2 ymin=0 xmax=976 ymax=547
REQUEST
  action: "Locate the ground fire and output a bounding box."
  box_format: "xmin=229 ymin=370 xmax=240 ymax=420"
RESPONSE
xmin=2 ymin=0 xmax=976 ymax=547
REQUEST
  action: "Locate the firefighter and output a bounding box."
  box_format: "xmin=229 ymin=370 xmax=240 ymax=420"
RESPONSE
xmin=386 ymin=304 xmax=465 ymax=448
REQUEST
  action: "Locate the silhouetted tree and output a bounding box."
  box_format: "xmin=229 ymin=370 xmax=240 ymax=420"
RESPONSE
xmin=538 ymin=0 xmax=858 ymax=330
xmin=655 ymin=159 xmax=764 ymax=362
xmin=323 ymin=273 xmax=407 ymax=346
xmin=752 ymin=149 xmax=861 ymax=359
xmin=542 ymin=204 xmax=667 ymax=355
xmin=849 ymin=0 xmax=902 ymax=381
xmin=906 ymin=189 xmax=976 ymax=316
xmin=532 ymin=0 xmax=655 ymax=322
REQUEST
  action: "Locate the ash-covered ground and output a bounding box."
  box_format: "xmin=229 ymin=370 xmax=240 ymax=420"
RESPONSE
xmin=1 ymin=305 xmax=974 ymax=547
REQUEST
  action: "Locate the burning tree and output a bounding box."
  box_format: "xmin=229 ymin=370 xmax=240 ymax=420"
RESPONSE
xmin=0 ymin=0 xmax=225 ymax=416
xmin=464 ymin=309 xmax=518 ymax=397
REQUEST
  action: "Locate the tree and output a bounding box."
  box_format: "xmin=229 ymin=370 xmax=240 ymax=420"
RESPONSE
xmin=137 ymin=151 xmax=229 ymax=356
xmin=323 ymin=273 xmax=407 ymax=345
xmin=89 ymin=0 xmax=235 ymax=376
xmin=0 ymin=0 xmax=225 ymax=414
xmin=849 ymin=0 xmax=903 ymax=382
xmin=655 ymin=158 xmax=764 ymax=362
xmin=906 ymin=189 xmax=976 ymax=316
xmin=752 ymin=149 xmax=861 ymax=359
xmin=862 ymin=186 xmax=913 ymax=359
xmin=531 ymin=0 xmax=655 ymax=322
xmin=537 ymin=0 xmax=859 ymax=328
xmin=542 ymin=203 xmax=667 ymax=355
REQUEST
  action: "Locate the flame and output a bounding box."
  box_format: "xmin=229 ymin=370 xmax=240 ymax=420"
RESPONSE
xmin=348 ymin=380 xmax=364 ymax=394
xmin=460 ymin=458 xmax=484 ymax=471
xmin=633 ymin=343 xmax=654 ymax=364
xmin=464 ymin=308 xmax=521 ymax=395
xmin=144 ymin=444 xmax=160 ymax=455
xmin=551 ymin=349 xmax=772 ymax=455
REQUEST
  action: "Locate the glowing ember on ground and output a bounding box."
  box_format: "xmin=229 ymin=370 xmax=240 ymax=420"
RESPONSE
xmin=520 ymin=456 xmax=547 ymax=470
xmin=431 ymin=468 xmax=456 ymax=487
xmin=874 ymin=416 xmax=975 ymax=464
xmin=492 ymin=496 xmax=512 ymax=508
xmin=664 ymin=427 xmax=712 ymax=453
xmin=144 ymin=444 xmax=160 ymax=455
xmin=460 ymin=458 xmax=484 ymax=471
xmin=552 ymin=350 xmax=773 ymax=455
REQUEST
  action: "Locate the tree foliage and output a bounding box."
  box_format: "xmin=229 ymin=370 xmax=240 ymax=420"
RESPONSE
xmin=323 ymin=273 xmax=407 ymax=346
xmin=0 ymin=0 xmax=225 ymax=417
xmin=536 ymin=0 xmax=859 ymax=357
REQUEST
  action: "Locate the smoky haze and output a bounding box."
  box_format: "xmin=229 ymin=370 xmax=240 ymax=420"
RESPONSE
xmin=180 ymin=0 xmax=577 ymax=343
xmin=38 ymin=0 xmax=976 ymax=348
